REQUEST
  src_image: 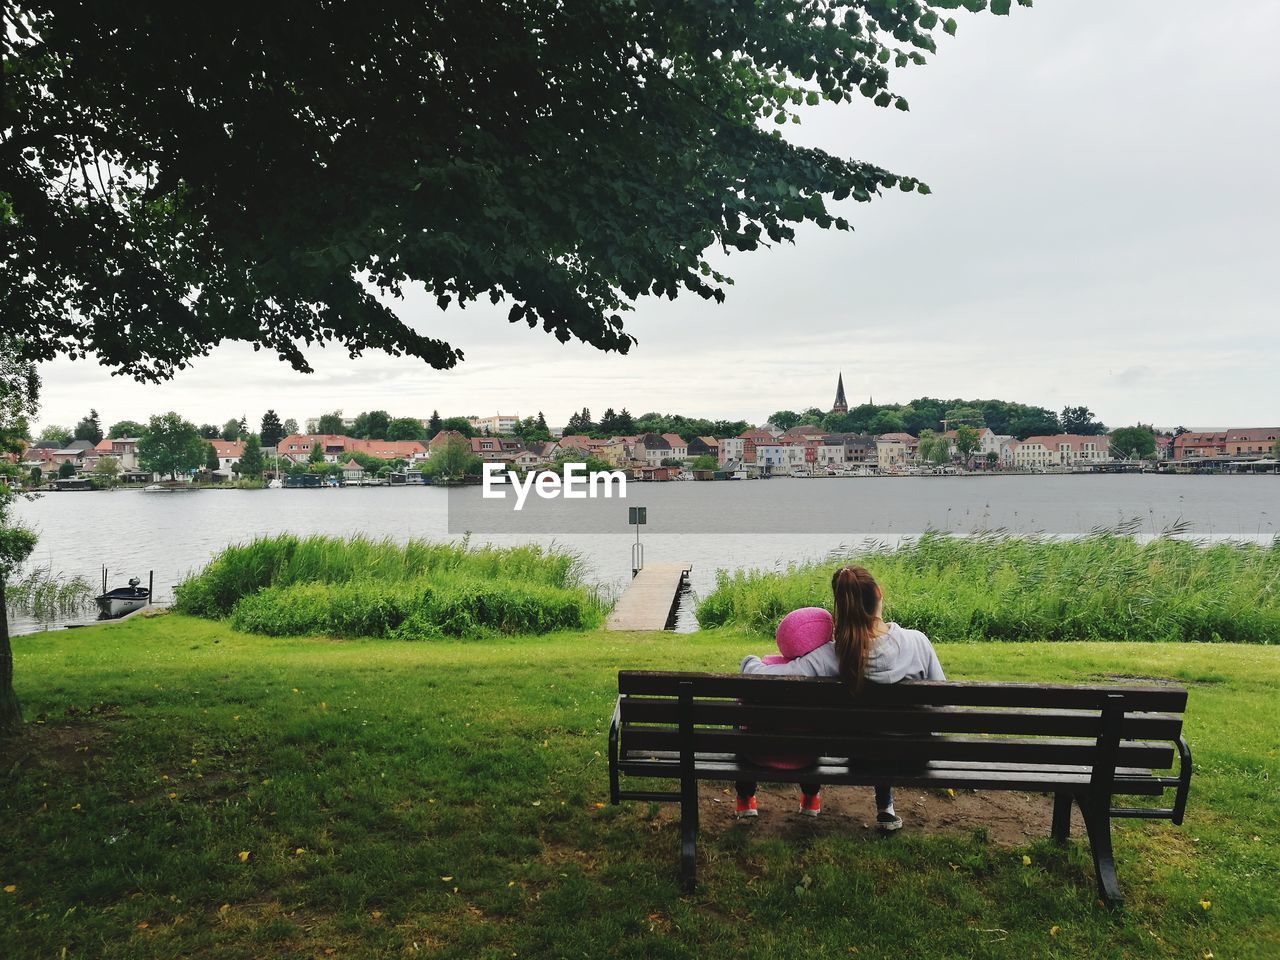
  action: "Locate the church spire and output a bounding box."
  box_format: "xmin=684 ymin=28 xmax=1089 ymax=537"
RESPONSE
xmin=832 ymin=373 xmax=848 ymax=414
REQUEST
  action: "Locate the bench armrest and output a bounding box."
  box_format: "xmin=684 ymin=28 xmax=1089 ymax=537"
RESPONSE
xmin=608 ymin=697 xmax=623 ymax=804
xmin=1172 ymin=735 xmax=1192 ymax=826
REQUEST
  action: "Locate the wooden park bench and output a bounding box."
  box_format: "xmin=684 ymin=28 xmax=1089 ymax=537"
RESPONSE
xmin=608 ymin=671 xmax=1192 ymax=906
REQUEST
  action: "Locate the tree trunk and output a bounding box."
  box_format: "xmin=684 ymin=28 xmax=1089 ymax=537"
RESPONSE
xmin=0 ymin=579 xmax=22 ymax=735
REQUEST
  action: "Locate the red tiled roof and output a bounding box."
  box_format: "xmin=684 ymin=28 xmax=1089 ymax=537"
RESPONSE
xmin=211 ymin=440 xmax=245 ymax=458
xmin=349 ymin=439 xmax=425 ymax=458
xmin=1224 ymin=427 xmax=1280 ymax=442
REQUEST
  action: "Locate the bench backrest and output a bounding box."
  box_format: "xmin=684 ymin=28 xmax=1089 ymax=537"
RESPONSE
xmin=616 ymin=671 xmax=1187 ymax=770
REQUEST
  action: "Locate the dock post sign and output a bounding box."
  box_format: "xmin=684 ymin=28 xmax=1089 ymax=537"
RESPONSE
xmin=629 ymin=507 xmax=646 ymax=573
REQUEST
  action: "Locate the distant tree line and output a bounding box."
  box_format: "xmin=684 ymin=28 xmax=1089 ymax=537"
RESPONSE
xmin=562 ymin=407 xmax=751 ymax=441
xmin=768 ymin=399 xmax=1107 ymax=440
xmin=35 ymin=398 xmax=1114 ymax=455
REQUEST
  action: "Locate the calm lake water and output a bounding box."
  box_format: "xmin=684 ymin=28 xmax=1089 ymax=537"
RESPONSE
xmin=10 ymin=474 xmax=1277 ymax=635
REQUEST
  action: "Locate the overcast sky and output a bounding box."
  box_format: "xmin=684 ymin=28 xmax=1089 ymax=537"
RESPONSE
xmin=33 ymin=0 xmax=1279 ymax=434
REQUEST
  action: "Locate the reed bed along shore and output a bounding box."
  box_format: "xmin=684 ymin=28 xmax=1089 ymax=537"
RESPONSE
xmin=175 ymin=535 xmax=607 ymax=638
xmin=696 ymin=530 xmax=1280 ymax=643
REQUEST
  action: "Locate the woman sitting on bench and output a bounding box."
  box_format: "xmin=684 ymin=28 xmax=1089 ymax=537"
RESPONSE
xmin=737 ymin=564 xmax=946 ymax=830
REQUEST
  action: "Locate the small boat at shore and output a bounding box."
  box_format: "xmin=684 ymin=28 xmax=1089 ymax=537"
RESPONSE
xmin=95 ymin=577 xmax=151 ymax=619
xmin=143 ymin=482 xmax=199 ymax=492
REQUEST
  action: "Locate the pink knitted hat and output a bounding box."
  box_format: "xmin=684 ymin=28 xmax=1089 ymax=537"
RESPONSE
xmin=773 ymin=606 xmax=834 ymax=659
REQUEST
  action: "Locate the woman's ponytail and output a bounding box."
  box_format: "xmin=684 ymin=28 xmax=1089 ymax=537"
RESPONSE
xmin=831 ymin=565 xmax=881 ymax=693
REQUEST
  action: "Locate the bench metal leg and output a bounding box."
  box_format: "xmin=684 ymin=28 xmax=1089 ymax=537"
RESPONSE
xmin=679 ymin=789 xmax=698 ymax=892
xmin=677 ymin=681 xmax=698 ymax=892
xmin=1051 ymin=792 xmax=1073 ymax=843
xmin=1078 ymin=795 xmax=1123 ymax=908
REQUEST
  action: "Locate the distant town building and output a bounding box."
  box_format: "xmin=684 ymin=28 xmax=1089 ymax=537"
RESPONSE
xmin=637 ymin=433 xmax=672 ymax=466
xmin=876 ymin=432 xmax=919 ymax=470
xmin=1224 ymin=428 xmax=1280 ymax=457
xmin=1171 ymin=427 xmax=1280 ymax=461
xmin=468 ymin=414 xmax=520 ymax=435
xmin=687 ymin=437 xmax=719 ymax=460
xmin=209 ymin=439 xmax=246 ymax=477
xmin=304 ymin=415 xmax=358 ymax=433
xmin=278 ymin=434 xmax=427 ymax=464
xmin=1006 ymin=434 xmax=1111 ymax=468
xmin=1171 ymin=431 xmax=1226 ymax=460
xmin=660 ymin=434 xmax=688 ymax=459
xmin=718 ymin=436 xmax=745 ymax=466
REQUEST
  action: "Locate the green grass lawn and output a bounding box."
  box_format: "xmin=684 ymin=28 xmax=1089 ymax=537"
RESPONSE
xmin=3 ymin=615 xmax=1278 ymax=959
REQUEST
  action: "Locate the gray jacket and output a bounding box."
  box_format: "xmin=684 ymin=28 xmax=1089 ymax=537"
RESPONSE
xmin=740 ymin=622 xmax=945 ymax=683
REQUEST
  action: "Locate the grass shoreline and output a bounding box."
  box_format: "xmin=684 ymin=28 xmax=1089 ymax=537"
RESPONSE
xmin=3 ymin=615 xmax=1278 ymax=959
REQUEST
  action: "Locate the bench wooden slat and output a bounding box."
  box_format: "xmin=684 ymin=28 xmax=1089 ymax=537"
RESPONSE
xmin=618 ymin=699 xmax=1184 ymax=740
xmin=613 ymin=757 xmax=1170 ymax=796
xmin=619 ymin=750 xmax=1166 ymax=781
xmin=618 ymin=671 xmax=1188 ymax=712
xmin=621 ymin=728 xmax=1176 ymax=769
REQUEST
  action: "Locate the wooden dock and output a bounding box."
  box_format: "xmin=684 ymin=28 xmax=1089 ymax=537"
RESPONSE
xmin=606 ymin=563 xmax=692 ymax=632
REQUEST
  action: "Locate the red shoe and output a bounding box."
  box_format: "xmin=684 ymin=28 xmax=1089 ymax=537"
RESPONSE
xmin=735 ymin=796 xmax=758 ymax=818
xmin=800 ymin=793 xmax=821 ymax=817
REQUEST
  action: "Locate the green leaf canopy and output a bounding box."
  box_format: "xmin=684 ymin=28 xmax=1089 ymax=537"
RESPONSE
xmin=3 ymin=2 xmax=1025 ymax=380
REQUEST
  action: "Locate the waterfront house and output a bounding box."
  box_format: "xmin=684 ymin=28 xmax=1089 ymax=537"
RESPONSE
xmin=429 ymin=429 xmax=467 ymax=451
xmin=278 ymin=433 xmax=349 ymax=463
xmin=687 ymin=437 xmax=718 ymax=459
xmin=815 ymin=437 xmax=847 ymax=468
xmin=828 ymin=433 xmax=877 ymax=464
xmin=1172 ymin=431 xmax=1227 ymax=460
xmin=341 ymin=459 xmax=365 ymax=483
xmin=1008 ymin=434 xmax=1112 ymax=468
xmin=349 ymin=439 xmax=427 ymax=461
xmin=941 ymin=427 xmax=997 ymax=461
xmin=718 ymin=436 xmax=745 ymax=466
xmin=1224 ymin=427 xmax=1280 ymax=458
xmin=556 ymin=434 xmax=594 ymax=452
xmin=522 ymin=440 xmax=560 ymax=465
xmin=210 ymin=439 xmax=246 ymax=478
xmin=469 ymin=436 xmax=526 ymax=463
xmin=279 ymin=434 xmax=426 ymax=465
xmin=24 ymin=443 xmax=58 ymax=468
xmin=510 ymin=448 xmax=540 ymax=470
xmin=753 ymin=441 xmax=785 ymax=470
xmin=876 ymin=432 xmax=919 ymax=470
xmin=661 ymin=434 xmax=688 ymax=460
xmin=637 ymin=433 xmax=672 ymax=466
xmin=592 ymin=439 xmax=629 ymax=466
xmin=738 ymin=428 xmax=775 ymax=465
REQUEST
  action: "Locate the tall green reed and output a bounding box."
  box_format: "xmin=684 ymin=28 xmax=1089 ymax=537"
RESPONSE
xmin=174 ymin=534 xmax=605 ymax=637
xmin=696 ymin=530 xmax=1280 ymax=643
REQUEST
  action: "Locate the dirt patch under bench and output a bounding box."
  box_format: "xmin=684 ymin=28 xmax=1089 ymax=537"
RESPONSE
xmin=685 ymin=782 xmax=1085 ymax=848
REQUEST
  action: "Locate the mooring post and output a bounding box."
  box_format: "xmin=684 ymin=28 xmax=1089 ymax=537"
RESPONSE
xmin=148 ymin=570 xmax=154 ymax=606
